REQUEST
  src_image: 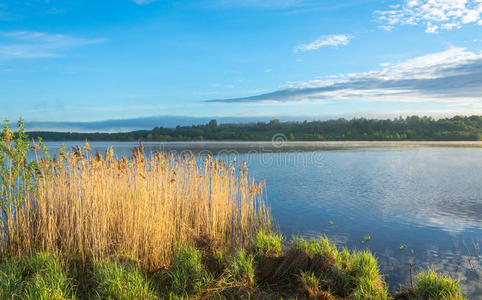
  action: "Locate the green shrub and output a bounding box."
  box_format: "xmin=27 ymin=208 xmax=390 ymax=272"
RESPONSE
xmin=251 ymin=230 xmax=283 ymax=258
xmin=168 ymin=246 xmax=212 ymax=295
xmin=226 ymin=249 xmax=255 ymax=287
xmin=0 ymin=252 xmax=74 ymax=299
xmin=90 ymin=259 xmax=157 ymax=299
xmin=415 ymin=268 xmax=465 ymax=300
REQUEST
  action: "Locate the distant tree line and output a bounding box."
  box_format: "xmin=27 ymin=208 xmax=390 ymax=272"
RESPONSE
xmin=28 ymin=116 xmax=482 ymax=142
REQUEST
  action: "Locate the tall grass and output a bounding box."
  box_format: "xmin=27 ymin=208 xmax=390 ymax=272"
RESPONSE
xmin=0 ymin=119 xmax=270 ymax=272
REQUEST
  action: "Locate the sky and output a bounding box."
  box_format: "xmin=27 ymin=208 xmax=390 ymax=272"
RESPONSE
xmin=0 ymin=0 xmax=481 ymax=129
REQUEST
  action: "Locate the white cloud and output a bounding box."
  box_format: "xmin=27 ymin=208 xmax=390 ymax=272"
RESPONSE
xmin=0 ymin=31 xmax=105 ymax=59
xmin=295 ymin=34 xmax=353 ymax=52
xmin=265 ymin=69 xmax=272 ymax=73
xmin=209 ymin=47 xmax=482 ymax=106
xmin=379 ymin=25 xmax=394 ymax=31
xmin=425 ymin=22 xmax=439 ymax=33
xmin=375 ymin=0 xmax=482 ymax=33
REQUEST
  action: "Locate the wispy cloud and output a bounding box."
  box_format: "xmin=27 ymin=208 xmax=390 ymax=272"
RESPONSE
xmin=211 ymin=83 xmax=235 ymax=89
xmin=207 ymin=47 xmax=482 ymax=107
xmin=375 ymin=0 xmax=482 ymax=33
xmin=0 ymin=31 xmax=105 ymax=59
xmin=379 ymin=25 xmax=394 ymax=31
xmin=295 ymin=34 xmax=353 ymax=52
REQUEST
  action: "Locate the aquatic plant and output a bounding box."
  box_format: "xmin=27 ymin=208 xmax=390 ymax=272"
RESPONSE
xmin=0 ymin=120 xmax=270 ymax=272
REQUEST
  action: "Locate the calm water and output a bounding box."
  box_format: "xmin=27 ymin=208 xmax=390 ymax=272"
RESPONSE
xmin=44 ymin=141 xmax=482 ymax=297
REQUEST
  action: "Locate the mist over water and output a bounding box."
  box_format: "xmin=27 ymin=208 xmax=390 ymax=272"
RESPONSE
xmin=43 ymin=141 xmax=482 ymax=297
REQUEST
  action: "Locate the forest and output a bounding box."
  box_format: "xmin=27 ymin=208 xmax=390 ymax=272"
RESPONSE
xmin=28 ymin=115 xmax=482 ymax=141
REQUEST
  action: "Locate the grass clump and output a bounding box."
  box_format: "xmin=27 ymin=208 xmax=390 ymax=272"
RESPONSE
xmin=0 ymin=252 xmax=74 ymax=300
xmin=291 ymin=236 xmax=339 ymax=263
xmin=90 ymin=259 xmax=157 ymax=300
xmin=348 ymin=250 xmax=388 ymax=300
xmin=226 ymin=249 xmax=256 ymax=287
xmin=414 ymin=268 xmax=465 ymax=300
xmin=168 ymin=246 xmax=212 ymax=296
xmin=276 ymin=236 xmax=388 ymax=299
xmin=299 ymin=271 xmax=321 ymax=298
xmin=251 ymin=230 xmax=283 ymax=258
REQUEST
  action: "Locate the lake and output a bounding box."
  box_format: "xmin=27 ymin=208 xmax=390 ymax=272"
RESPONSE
xmin=43 ymin=141 xmax=482 ymax=297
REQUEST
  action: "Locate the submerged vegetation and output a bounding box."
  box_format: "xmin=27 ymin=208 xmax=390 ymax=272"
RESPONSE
xmin=0 ymin=119 xmax=468 ymax=299
xmin=28 ymin=115 xmax=482 ymax=142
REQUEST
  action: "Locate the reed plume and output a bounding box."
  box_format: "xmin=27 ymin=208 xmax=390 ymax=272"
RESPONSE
xmin=1 ymin=135 xmax=270 ymax=272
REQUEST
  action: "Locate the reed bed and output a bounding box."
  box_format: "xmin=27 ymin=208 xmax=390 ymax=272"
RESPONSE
xmin=1 ymin=126 xmax=270 ymax=272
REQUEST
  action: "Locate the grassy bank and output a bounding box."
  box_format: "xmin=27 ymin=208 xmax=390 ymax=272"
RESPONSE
xmin=0 ymin=233 xmax=466 ymax=299
xmin=0 ymin=120 xmax=467 ymax=299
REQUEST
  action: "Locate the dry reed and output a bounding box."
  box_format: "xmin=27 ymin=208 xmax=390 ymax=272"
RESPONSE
xmin=2 ymin=142 xmax=270 ymax=272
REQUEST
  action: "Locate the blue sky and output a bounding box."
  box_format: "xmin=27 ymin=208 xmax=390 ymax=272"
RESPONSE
xmin=1 ymin=0 xmax=481 ymax=127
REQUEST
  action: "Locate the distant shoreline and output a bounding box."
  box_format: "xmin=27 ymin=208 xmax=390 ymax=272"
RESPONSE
xmin=25 ymin=116 xmax=482 ymax=143
xmin=42 ymin=140 xmax=482 ymax=145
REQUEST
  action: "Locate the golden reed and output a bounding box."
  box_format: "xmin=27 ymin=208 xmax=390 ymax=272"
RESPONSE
xmin=3 ymin=142 xmax=270 ymax=272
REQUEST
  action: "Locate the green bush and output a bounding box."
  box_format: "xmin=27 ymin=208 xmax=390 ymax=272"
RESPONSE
xmin=0 ymin=252 xmax=74 ymax=299
xmin=415 ymin=268 xmax=465 ymax=300
xmin=90 ymin=259 xmax=157 ymax=300
xmin=251 ymin=230 xmax=283 ymax=258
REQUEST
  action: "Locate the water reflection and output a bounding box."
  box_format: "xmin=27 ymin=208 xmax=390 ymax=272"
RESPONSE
xmin=42 ymin=141 xmax=482 ymax=297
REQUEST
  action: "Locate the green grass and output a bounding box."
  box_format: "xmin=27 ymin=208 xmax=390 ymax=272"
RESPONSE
xmin=225 ymin=249 xmax=256 ymax=287
xmin=251 ymin=230 xmax=283 ymax=258
xmin=299 ymin=271 xmax=320 ymax=297
xmin=0 ymin=235 xmax=468 ymax=299
xmin=415 ymin=268 xmax=465 ymax=300
xmin=348 ymin=250 xmax=388 ymax=300
xmin=290 ymin=236 xmax=388 ymax=299
xmin=89 ymin=259 xmax=157 ymax=300
xmin=291 ymin=235 xmax=339 ymax=262
xmin=167 ymin=246 xmax=212 ymax=296
xmin=0 ymin=252 xmax=74 ymax=300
